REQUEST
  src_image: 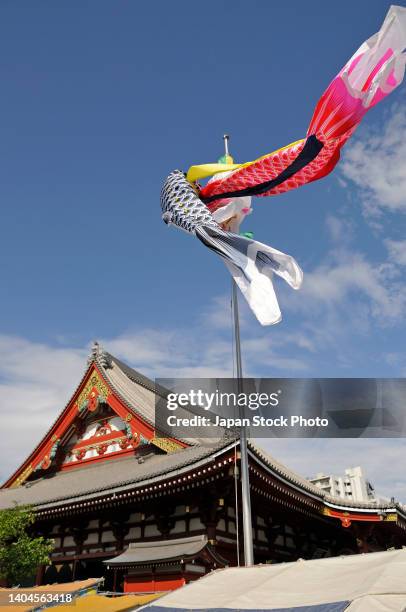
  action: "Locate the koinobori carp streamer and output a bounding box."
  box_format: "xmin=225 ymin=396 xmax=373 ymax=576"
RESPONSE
xmin=161 ymin=6 xmax=406 ymax=325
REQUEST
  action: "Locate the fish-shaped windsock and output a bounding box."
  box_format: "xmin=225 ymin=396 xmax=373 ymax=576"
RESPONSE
xmin=161 ymin=170 xmax=302 ymax=325
xmin=188 ymin=5 xmax=406 ymax=205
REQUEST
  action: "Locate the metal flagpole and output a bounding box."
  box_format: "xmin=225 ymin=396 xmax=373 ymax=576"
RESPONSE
xmin=223 ymin=134 xmax=254 ymax=567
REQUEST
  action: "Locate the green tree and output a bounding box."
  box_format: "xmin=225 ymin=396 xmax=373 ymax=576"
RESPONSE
xmin=0 ymin=505 xmax=54 ymax=586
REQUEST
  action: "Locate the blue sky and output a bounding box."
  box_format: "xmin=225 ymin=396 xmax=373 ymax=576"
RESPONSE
xmin=1 ymin=1 xmax=406 ymax=500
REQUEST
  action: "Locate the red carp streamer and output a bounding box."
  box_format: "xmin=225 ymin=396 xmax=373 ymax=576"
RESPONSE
xmin=194 ymin=5 xmax=406 ymax=206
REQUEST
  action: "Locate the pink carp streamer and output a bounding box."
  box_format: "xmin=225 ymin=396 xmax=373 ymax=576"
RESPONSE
xmin=199 ymin=5 xmax=406 ymax=206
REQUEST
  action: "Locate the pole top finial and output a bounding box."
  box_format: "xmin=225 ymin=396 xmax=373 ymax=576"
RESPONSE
xmin=223 ymin=134 xmax=230 ymax=157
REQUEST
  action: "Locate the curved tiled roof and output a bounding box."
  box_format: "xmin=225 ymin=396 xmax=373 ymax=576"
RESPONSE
xmin=104 ymin=535 xmax=209 ymax=566
xmin=0 ymin=439 xmax=235 ymax=510
xmin=1 ymin=434 xmax=404 ymax=521
xmin=247 ymin=441 xmax=406 ymax=519
xmin=248 ymin=441 xmax=324 ymax=499
xmin=1 ymin=344 xmax=405 ymax=521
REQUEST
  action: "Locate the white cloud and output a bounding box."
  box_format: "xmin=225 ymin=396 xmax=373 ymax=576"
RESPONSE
xmin=290 ymin=250 xmax=406 ymax=326
xmin=340 ymin=104 xmax=406 ymax=216
xmin=277 ymin=209 xmax=406 ymax=342
xmin=385 ymin=239 xmax=406 ymax=266
xmin=0 ymin=338 xmax=86 ymax=485
xmin=242 ymin=336 xmax=310 ymax=372
xmin=325 ymin=214 xmax=354 ymax=245
xmin=199 ymin=293 xmax=240 ymax=330
xmin=104 ymin=328 xmax=234 ymax=378
xmin=383 ymin=352 xmax=406 ymax=375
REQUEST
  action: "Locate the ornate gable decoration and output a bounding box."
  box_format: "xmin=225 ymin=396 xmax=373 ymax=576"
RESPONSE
xmin=75 ymin=372 xmax=109 ymax=413
xmin=62 ymin=412 xmax=147 ymax=467
xmin=4 ymin=358 xmax=186 ymax=489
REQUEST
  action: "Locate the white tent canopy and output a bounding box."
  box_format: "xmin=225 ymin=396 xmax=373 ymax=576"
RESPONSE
xmin=139 ymin=548 xmax=406 ymax=611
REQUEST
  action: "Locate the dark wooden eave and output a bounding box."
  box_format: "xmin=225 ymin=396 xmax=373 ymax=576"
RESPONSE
xmin=104 ymin=535 xmax=227 ymax=568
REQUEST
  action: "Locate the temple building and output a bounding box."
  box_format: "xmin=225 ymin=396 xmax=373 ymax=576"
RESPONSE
xmin=1 ymin=344 xmax=405 ymax=593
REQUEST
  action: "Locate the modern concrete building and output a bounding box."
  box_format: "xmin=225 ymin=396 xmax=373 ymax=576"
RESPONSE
xmin=309 ymin=466 xmax=378 ymax=503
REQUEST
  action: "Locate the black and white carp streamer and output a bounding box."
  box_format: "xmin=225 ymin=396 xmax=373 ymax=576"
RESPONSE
xmin=160 ymin=170 xmax=302 ymax=325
